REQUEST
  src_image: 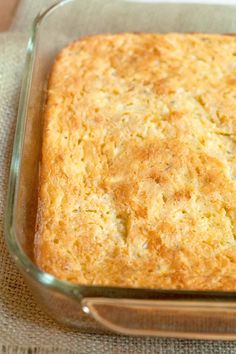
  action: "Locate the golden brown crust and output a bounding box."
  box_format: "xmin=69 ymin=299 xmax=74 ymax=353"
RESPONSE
xmin=35 ymin=33 xmax=236 ymax=290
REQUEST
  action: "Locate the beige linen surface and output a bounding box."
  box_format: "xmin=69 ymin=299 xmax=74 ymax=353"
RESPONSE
xmin=1 ymin=0 xmax=236 ymax=353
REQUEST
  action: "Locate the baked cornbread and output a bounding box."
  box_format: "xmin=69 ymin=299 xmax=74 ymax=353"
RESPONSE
xmin=35 ymin=33 xmax=236 ymax=290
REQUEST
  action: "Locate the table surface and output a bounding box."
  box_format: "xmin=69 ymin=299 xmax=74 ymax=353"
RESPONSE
xmin=0 ymin=0 xmax=18 ymax=31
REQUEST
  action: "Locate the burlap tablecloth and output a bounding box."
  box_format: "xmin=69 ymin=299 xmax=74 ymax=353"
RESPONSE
xmin=1 ymin=0 xmax=236 ymax=352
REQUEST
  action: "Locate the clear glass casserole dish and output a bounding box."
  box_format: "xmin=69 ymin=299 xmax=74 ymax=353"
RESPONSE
xmin=4 ymin=0 xmax=236 ymax=339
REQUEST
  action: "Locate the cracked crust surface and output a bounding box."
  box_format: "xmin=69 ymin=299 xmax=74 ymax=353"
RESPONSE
xmin=35 ymin=33 xmax=236 ymax=290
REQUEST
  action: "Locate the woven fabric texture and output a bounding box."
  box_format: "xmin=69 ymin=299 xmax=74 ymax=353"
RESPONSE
xmin=0 ymin=0 xmax=236 ymax=353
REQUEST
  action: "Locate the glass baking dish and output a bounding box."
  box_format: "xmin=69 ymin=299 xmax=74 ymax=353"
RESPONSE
xmin=4 ymin=0 xmax=236 ymax=339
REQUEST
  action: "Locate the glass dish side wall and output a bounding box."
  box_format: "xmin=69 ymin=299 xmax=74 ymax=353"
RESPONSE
xmin=5 ymin=0 xmax=236 ymax=338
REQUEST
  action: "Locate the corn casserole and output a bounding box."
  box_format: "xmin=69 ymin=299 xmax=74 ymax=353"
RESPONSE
xmin=35 ymin=33 xmax=236 ymax=290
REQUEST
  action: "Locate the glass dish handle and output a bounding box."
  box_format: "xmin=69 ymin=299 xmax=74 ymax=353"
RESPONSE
xmin=82 ymin=297 xmax=236 ymax=339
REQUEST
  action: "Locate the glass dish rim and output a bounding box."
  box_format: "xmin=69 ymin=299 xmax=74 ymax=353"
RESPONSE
xmin=4 ymin=0 xmax=236 ymax=302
